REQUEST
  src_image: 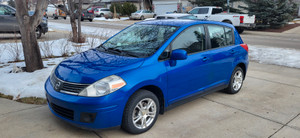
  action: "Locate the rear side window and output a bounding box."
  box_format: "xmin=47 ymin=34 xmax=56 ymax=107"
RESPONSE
xmin=167 ymin=17 xmax=175 ymax=19
xmin=101 ymin=9 xmax=110 ymax=11
xmin=172 ymin=25 xmax=206 ymax=54
xmin=198 ymin=8 xmax=209 ymax=14
xmin=224 ymin=27 xmax=234 ymax=45
xmin=212 ymin=8 xmax=223 ymax=14
xmin=207 ymin=25 xmax=234 ymax=48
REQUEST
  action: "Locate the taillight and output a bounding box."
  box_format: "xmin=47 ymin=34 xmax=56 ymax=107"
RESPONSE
xmin=240 ymin=16 xmax=244 ymax=23
xmin=82 ymin=13 xmax=85 ymax=16
xmin=240 ymin=44 xmax=248 ymax=52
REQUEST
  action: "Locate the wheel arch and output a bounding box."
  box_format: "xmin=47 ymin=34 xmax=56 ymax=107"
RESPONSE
xmin=222 ymin=19 xmax=232 ymax=24
xmin=139 ymin=85 xmax=165 ymax=114
xmin=236 ymin=62 xmax=247 ymax=80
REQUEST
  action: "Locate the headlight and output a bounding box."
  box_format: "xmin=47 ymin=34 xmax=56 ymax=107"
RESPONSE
xmin=79 ymin=75 xmax=126 ymax=97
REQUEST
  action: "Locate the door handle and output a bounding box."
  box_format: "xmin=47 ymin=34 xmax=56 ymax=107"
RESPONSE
xmin=202 ymin=57 xmax=209 ymax=62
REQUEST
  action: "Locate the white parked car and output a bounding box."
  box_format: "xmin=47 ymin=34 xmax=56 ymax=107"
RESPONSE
xmin=156 ymin=13 xmax=197 ymax=19
xmin=130 ymin=10 xmax=156 ymax=20
xmin=189 ymin=6 xmax=255 ymax=33
xmin=94 ymin=8 xmax=112 ymax=17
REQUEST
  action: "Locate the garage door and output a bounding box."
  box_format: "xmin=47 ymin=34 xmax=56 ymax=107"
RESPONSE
xmin=154 ymin=2 xmax=177 ymax=15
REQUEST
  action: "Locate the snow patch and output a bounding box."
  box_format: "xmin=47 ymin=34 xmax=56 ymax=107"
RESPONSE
xmin=249 ymin=45 xmax=300 ymax=68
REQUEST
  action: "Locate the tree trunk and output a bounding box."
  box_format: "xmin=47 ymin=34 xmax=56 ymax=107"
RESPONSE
xmin=70 ymin=15 xmax=78 ymax=43
xmin=14 ymin=0 xmax=47 ymax=72
xmin=78 ymin=0 xmax=82 ymax=43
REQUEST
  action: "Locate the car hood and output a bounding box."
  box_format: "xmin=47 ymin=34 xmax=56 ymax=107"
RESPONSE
xmin=54 ymin=49 xmax=144 ymax=84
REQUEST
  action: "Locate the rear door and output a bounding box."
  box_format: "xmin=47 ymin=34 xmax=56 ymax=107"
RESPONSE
xmin=165 ymin=25 xmax=214 ymax=105
xmin=205 ymin=24 xmax=236 ymax=86
xmin=0 ymin=5 xmax=18 ymax=32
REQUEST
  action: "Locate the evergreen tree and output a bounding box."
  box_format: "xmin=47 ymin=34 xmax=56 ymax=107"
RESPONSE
xmin=243 ymin=0 xmax=297 ymax=29
xmin=8 ymin=0 xmax=15 ymax=8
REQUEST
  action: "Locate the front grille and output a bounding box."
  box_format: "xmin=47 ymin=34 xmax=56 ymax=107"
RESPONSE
xmin=50 ymin=73 xmax=89 ymax=95
xmin=51 ymin=103 xmax=74 ymax=120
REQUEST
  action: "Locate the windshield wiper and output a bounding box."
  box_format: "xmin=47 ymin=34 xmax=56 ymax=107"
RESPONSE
xmin=107 ymin=47 xmax=140 ymax=58
xmin=97 ymin=44 xmax=107 ymax=51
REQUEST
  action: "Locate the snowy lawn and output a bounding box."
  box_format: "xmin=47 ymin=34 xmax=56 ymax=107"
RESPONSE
xmin=0 ymin=37 xmax=300 ymax=99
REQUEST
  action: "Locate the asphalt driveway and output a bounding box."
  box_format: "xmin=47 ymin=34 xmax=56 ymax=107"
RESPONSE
xmin=0 ymin=62 xmax=300 ymax=138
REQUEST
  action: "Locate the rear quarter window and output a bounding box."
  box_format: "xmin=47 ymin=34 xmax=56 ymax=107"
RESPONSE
xmin=207 ymin=25 xmax=235 ymax=49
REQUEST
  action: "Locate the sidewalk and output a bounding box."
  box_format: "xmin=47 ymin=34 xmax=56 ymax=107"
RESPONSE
xmin=0 ymin=62 xmax=300 ymax=138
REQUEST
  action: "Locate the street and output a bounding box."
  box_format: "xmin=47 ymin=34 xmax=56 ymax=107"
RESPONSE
xmin=0 ymin=62 xmax=300 ymax=138
xmin=49 ymin=19 xmax=300 ymax=50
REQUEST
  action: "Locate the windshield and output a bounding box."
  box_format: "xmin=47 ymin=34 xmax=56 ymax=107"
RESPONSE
xmin=98 ymin=24 xmax=178 ymax=58
xmin=135 ymin=10 xmax=141 ymax=13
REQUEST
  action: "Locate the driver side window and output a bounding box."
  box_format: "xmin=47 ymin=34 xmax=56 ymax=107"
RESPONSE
xmin=171 ymin=25 xmax=206 ymax=54
xmin=0 ymin=6 xmax=12 ymax=15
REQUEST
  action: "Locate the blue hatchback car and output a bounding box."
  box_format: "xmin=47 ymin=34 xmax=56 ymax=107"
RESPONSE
xmin=45 ymin=20 xmax=248 ymax=134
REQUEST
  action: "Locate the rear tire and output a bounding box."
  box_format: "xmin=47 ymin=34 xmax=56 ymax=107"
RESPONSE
xmin=224 ymin=67 xmax=244 ymax=94
xmin=122 ymin=90 xmax=159 ymax=134
xmin=237 ymin=27 xmax=244 ymax=34
xmin=35 ymin=27 xmax=42 ymax=39
xmin=89 ymin=19 xmax=93 ymax=22
xmin=100 ymin=13 xmax=104 ymax=17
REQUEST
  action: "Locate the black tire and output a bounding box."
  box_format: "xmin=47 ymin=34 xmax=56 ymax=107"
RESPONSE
xmin=81 ymin=18 xmax=84 ymax=21
xmin=140 ymin=16 xmax=144 ymax=20
xmin=36 ymin=27 xmax=42 ymax=39
xmin=89 ymin=19 xmax=93 ymax=22
xmin=224 ymin=67 xmax=244 ymax=94
xmin=64 ymin=17 xmax=67 ymax=20
xmin=100 ymin=13 xmax=104 ymax=17
xmin=237 ymin=28 xmax=244 ymax=34
xmin=122 ymin=90 xmax=159 ymax=134
xmin=153 ymin=14 xmax=156 ymax=18
xmin=54 ymin=16 xmax=58 ymax=20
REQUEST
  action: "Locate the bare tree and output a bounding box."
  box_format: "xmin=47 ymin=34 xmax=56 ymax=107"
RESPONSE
xmin=49 ymin=0 xmax=84 ymax=43
xmin=14 ymin=0 xmax=48 ymax=72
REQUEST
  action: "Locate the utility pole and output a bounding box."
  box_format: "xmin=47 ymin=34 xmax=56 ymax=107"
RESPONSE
xmin=227 ymin=0 xmax=230 ymax=13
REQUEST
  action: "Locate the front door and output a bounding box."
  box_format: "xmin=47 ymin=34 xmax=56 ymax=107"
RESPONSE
xmin=0 ymin=5 xmax=18 ymax=33
xmin=165 ymin=25 xmax=214 ymax=105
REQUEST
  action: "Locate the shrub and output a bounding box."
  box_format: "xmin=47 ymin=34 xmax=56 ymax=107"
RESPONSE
xmin=122 ymin=2 xmax=137 ymax=16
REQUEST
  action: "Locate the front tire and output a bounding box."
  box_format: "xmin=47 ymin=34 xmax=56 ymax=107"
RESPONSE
xmin=122 ymin=90 xmax=159 ymax=134
xmin=224 ymin=67 xmax=244 ymax=94
xmin=140 ymin=16 xmax=145 ymax=20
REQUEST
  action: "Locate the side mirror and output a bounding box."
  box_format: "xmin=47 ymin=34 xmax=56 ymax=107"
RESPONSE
xmin=170 ymin=49 xmax=187 ymax=60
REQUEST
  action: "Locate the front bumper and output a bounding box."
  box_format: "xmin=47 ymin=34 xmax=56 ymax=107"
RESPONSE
xmin=45 ymin=78 xmax=127 ymax=129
